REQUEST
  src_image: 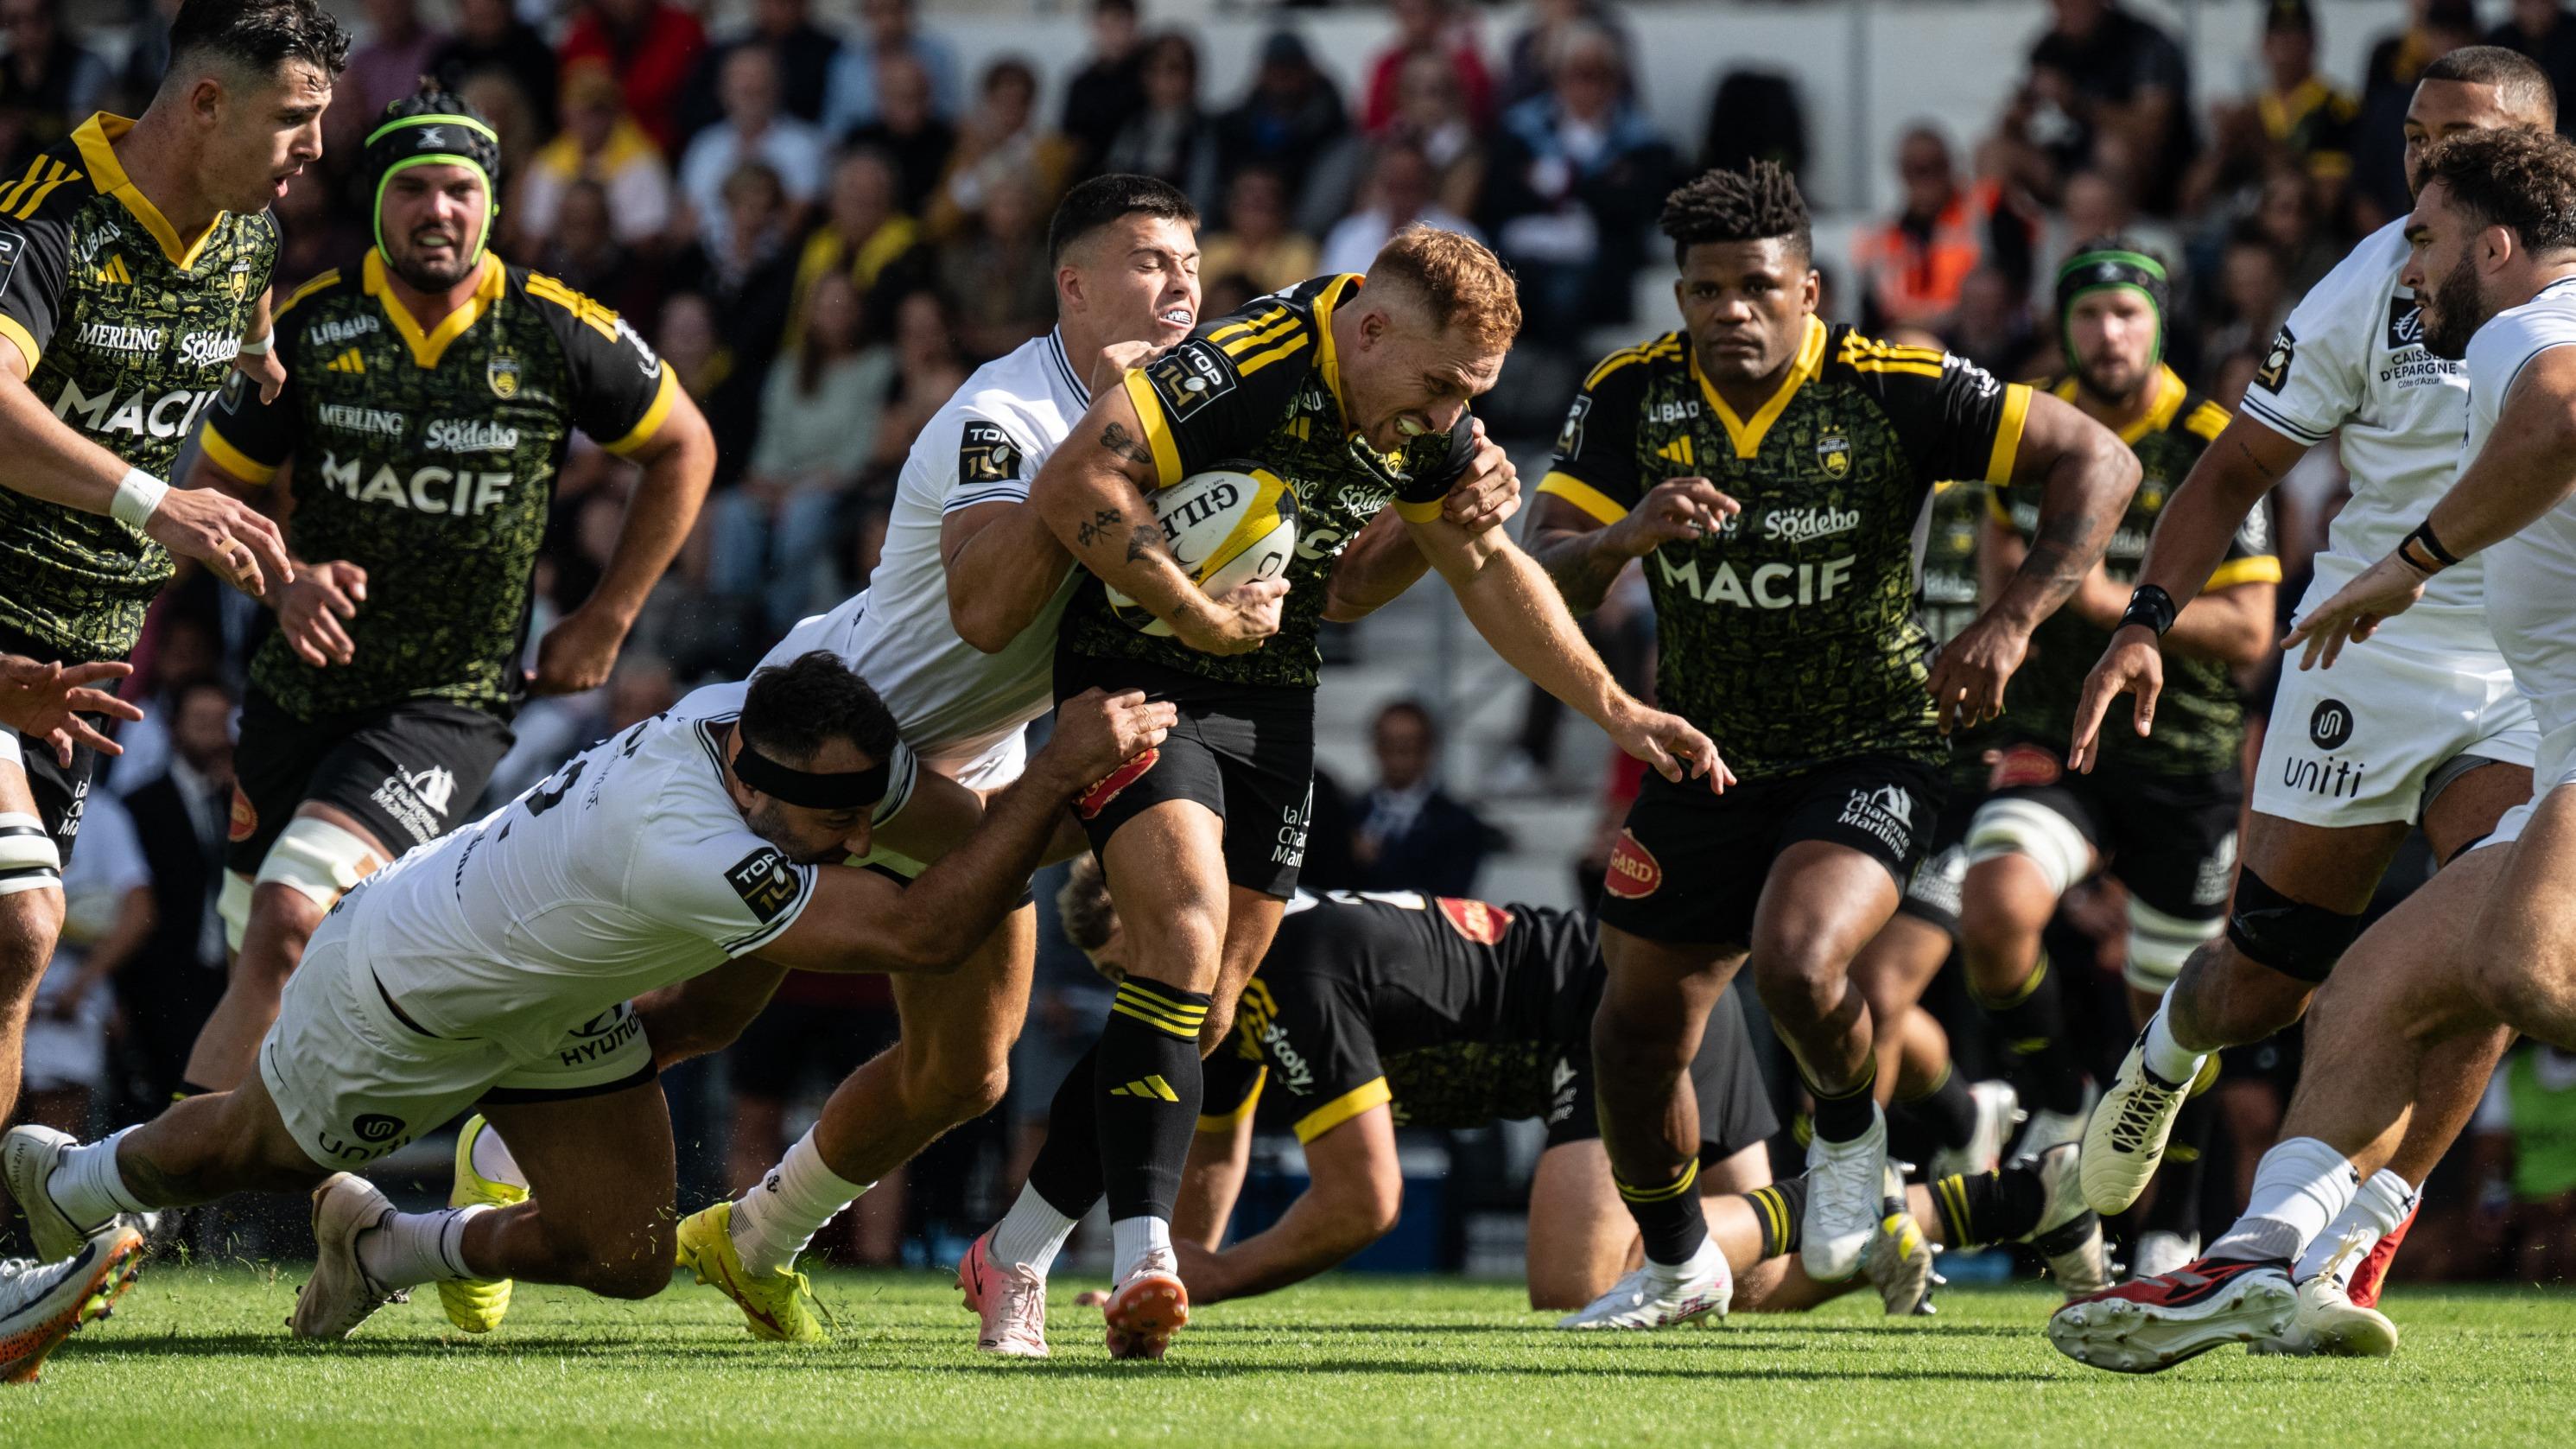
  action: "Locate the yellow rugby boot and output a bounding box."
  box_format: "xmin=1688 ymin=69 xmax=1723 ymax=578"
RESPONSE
xmin=438 ymin=1115 xmax=526 ymax=1334
xmin=676 ymin=1202 xmax=825 ymax=1344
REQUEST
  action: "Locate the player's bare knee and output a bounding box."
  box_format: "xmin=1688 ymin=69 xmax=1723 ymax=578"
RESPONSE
xmin=0 ymin=889 xmax=66 ymax=991
xmin=1750 ymin=949 xmax=1843 ymax=1036
xmin=914 ymin=1052 xmax=1010 ymax=1125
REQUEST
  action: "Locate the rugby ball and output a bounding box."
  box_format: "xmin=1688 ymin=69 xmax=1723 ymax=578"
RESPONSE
xmin=1107 ymin=461 xmax=1299 ymax=636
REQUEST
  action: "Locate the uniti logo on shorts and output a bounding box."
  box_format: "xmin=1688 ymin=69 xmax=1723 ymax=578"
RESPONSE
xmin=1605 ymin=829 xmax=1661 ymax=899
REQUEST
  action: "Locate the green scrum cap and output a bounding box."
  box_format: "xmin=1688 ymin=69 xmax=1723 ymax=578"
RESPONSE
xmin=362 ymin=92 xmax=503 ymax=270
xmin=2054 ymin=241 xmax=2169 ymax=373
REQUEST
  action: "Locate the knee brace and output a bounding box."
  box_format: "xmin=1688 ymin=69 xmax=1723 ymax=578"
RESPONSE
xmin=2126 ymin=896 xmax=2225 ymax=994
xmin=252 ymin=817 xmax=387 ymax=916
xmin=2223 ymin=867 xmax=2365 ymax=984
xmin=1966 ymin=797 xmax=2092 ymax=899
xmin=218 ymin=870 xmax=255 ymax=953
xmin=0 ymin=811 xmax=61 ymax=897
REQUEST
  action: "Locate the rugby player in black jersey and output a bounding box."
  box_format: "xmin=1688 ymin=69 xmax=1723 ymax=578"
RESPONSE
xmin=1529 ymin=162 xmax=2137 ymax=1326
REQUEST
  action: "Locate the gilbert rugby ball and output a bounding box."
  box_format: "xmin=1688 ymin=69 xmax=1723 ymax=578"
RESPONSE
xmin=1107 ymin=461 xmax=1299 ymax=635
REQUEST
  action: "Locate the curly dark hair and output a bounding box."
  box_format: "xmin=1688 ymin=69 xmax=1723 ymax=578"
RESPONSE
xmin=167 ymin=0 xmax=351 ymax=81
xmin=1659 ymin=161 xmax=1811 ymax=267
xmin=740 ymin=651 xmax=900 ymax=769
xmin=2415 ymin=128 xmax=2576 ymax=255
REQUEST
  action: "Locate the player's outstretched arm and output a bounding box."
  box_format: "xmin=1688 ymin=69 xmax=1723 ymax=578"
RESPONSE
xmin=1324 ymin=423 xmax=1527 ymax=621
xmin=2287 ymin=348 xmax=2576 ymax=670
xmin=1177 ymin=1103 xmax=1405 ymax=1307
xmin=1932 ymin=391 xmax=2136 ymax=734
xmin=942 ymin=499 xmax=1075 ymax=652
xmin=0 ymin=655 xmax=141 ymax=766
xmin=756 ymin=689 xmax=1175 ymax=976
xmin=530 ymin=390 xmax=717 ymax=696
xmin=1175 ymin=1108 xmax=1258 ymax=1252
xmin=1031 ymin=381 xmax=1284 ymax=655
xmin=0 ymin=353 xmax=291 ymax=596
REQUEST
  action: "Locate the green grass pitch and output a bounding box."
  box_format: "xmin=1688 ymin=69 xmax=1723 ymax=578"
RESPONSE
xmin=10 ymin=1269 xmax=2575 ymax=1447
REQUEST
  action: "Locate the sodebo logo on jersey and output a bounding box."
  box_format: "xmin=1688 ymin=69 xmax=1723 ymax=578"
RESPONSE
xmin=315 ymin=450 xmax=513 ymax=516
xmin=1659 ymin=550 xmax=1856 ymax=609
xmin=53 ymin=378 xmax=218 ymax=438
xmin=424 ymin=418 xmax=521 ymax=454
xmin=1761 ymin=505 xmax=1860 ymax=544
xmin=177 ymin=330 xmax=241 ymax=368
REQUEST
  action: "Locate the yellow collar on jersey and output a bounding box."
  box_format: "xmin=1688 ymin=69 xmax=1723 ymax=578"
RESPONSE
xmin=2052 ymin=362 xmax=2186 ymax=445
xmin=1691 ymin=315 xmax=1826 ymax=460
xmin=365 ymin=249 xmax=504 ymax=369
xmin=73 ymin=112 xmax=220 ymax=271
xmin=1313 ymin=272 xmax=1361 ymax=431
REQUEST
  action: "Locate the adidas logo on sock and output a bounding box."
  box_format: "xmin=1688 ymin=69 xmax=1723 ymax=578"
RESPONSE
xmin=1110 ymin=1076 xmax=1179 ymax=1103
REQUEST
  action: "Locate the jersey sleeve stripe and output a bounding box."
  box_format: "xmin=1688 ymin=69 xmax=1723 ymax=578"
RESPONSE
xmin=2204 ymin=555 xmax=2283 ymax=591
xmin=1847 ymin=358 xmax=1945 ymax=379
xmin=720 ymin=864 xmax=819 ymax=956
xmin=1291 ymin=1076 xmax=1392 ymax=1143
xmin=942 ymin=483 xmax=1031 ymax=513
xmin=1197 ymin=1065 xmax=1267 ymax=1133
xmin=2185 ymin=402 xmax=2230 ymax=442
xmin=0 ymin=313 xmax=39 ymax=373
xmin=1539 ymin=470 xmax=1628 ymax=524
xmin=1234 ymin=331 xmax=1311 ymax=377
xmin=1983 ymin=383 xmax=2034 ymax=484
xmin=0 ymin=155 xmax=43 ymax=215
xmin=1583 ymin=340 xmax=1677 ymax=391
xmin=1219 ymin=313 xmax=1303 ymax=356
xmin=276 ymin=268 xmax=342 ymax=318
xmin=600 ymin=366 xmax=678 ymax=456
xmin=199 ymin=423 xmax=279 ymax=485
xmin=1119 ymin=368 xmax=1184 ymax=485
xmin=1206 ymin=305 xmax=1290 ymax=346
xmin=12 ymin=162 xmax=77 ymax=219
xmin=2237 ymin=393 xmax=2329 ymax=444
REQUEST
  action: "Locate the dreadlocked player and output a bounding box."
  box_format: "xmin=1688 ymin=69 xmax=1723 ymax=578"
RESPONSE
xmin=1529 ymin=162 xmax=2137 ymax=1327
xmin=170 ymin=85 xmax=713 ymax=1096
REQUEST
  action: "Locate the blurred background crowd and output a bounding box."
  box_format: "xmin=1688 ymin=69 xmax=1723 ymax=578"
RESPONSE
xmin=11 ymin=0 xmax=2576 ymax=1287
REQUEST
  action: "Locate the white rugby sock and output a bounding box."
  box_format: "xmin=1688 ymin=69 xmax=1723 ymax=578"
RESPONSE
xmin=48 ymin=1128 xmax=148 ymax=1231
xmin=356 ymin=1204 xmax=486 ymax=1290
xmin=2294 ymin=1168 xmax=2417 ymax=1287
xmin=2208 ymin=1136 xmax=2360 ymax=1265
xmin=989 ymin=1185 xmax=1080 ymax=1275
xmin=1111 ymin=1215 xmax=1172 ymax=1281
xmin=1646 ymin=1230 xmax=1727 ymax=1285
xmin=2140 ymin=1008 xmax=2203 ymax=1085
xmin=469 ymin=1121 xmax=526 ymax=1191
xmin=728 ymin=1128 xmax=871 ymax=1276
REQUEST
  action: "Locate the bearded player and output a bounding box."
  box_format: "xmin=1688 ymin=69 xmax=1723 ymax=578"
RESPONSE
xmin=1527 ymin=162 xmax=2137 ymax=1328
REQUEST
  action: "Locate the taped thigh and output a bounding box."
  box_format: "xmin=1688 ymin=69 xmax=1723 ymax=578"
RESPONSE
xmin=2126 ymin=896 xmax=2225 ymax=994
xmin=1966 ymin=796 xmax=2092 ymax=899
xmin=0 ymin=811 xmax=60 ymax=898
xmin=252 ymin=817 xmax=388 ymax=913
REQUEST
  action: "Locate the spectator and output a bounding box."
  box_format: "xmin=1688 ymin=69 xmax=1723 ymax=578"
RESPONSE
xmin=667 ymin=162 xmax=801 ymax=383
xmin=1388 ymin=49 xmax=1490 ymax=222
xmin=2018 ymin=0 xmax=2197 ymax=214
xmin=432 ymin=0 xmax=560 ymax=130
xmin=1352 ymin=701 xmax=1500 ymax=899
xmin=116 ymin=678 xmax=237 ymax=1114
xmin=1482 ymin=24 xmax=1673 ymax=349
xmin=21 ymin=786 xmax=148 ymax=1135
xmin=2491 ymin=0 xmax=2576 ymax=137
xmin=559 ymin=0 xmax=710 ymax=155
xmin=1060 ymin=0 xmax=1150 ymax=175
xmin=460 ymin=68 xmax=541 ymax=192
xmin=2249 ymin=164 xmax=2340 ymax=297
xmin=1850 ymin=125 xmax=2035 ymax=334
xmin=680 ymin=47 xmax=828 ymax=253
xmin=269 ymin=168 xmax=365 ymax=301
xmin=1945 ymin=265 xmax=2046 ymax=382
xmin=679 ymin=0 xmax=841 ymax=140
xmin=1199 ymin=166 xmax=1321 ymax=298
xmin=1361 ymin=0 xmax=1497 ymax=138
xmin=112 ymin=0 xmax=181 ymax=118
xmin=712 ymin=270 xmax=896 ymax=632
xmin=0 ymin=0 xmax=111 ymax=168
xmin=2256 ymin=0 xmax=2360 ymax=187
xmin=822 ymin=0 xmax=964 ymax=137
xmin=924 ymin=58 xmax=1075 ymax=245
xmin=654 ymin=290 xmax=758 ymax=489
xmin=534 ymin=178 xmax=662 ymax=325
xmin=875 ymin=289 xmax=969 ymax=475
xmin=787 ymin=148 xmax=923 ymax=353
xmin=1216 ymin=32 xmax=1353 ymax=220
xmin=327 ymin=0 xmax=447 ymax=158
xmin=2201 ymin=226 xmax=2294 ymax=367
xmin=517 ymin=62 xmax=675 ymax=251
xmin=1102 ymin=31 xmax=1222 ymax=215
xmin=2471 ymin=1043 xmax=2576 ymax=1285
xmin=1502 ymin=0 xmax=1636 ymax=111
xmin=98 ymin=609 xmax=222 ymax=798
xmin=1321 ymin=142 xmax=1480 ymax=277
xmin=846 ymin=52 xmax=957 ymax=219
xmin=937 ymin=172 xmax=1057 ymax=360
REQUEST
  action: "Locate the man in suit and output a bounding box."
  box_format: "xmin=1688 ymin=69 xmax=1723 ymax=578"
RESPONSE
xmin=1354 ymin=699 xmax=1500 ymax=899
xmin=116 ymin=677 xmax=236 ymax=1112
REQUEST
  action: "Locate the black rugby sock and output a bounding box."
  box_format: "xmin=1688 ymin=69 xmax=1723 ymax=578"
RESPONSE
xmin=1895 ymin=1062 xmax=1980 ymax=1152
xmin=1616 ymin=1158 xmax=1711 ymax=1268
xmin=1930 ymin=1164 xmax=2046 ymax=1248
xmin=1094 ymin=979 xmax=1209 ymax=1223
xmin=1975 ymin=953 xmax=2089 ymax=1116
xmin=1742 ymin=1176 xmax=1812 ymax=1259
xmin=1807 ymin=1057 xmax=1879 ymax=1144
xmin=1024 ymin=1043 xmax=1106 ymax=1218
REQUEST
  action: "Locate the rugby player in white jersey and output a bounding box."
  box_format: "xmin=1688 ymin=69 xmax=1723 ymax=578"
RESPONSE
xmin=446 ymin=176 xmax=1518 ymax=1343
xmin=0 ymin=652 xmax=1171 ymax=1352
xmin=2052 ymin=126 xmax=2576 ymax=1370
xmin=2066 ymin=49 xmax=2554 ymax=1294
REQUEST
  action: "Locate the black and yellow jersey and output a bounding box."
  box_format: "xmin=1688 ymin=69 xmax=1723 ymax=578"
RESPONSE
xmin=200 ymin=251 xmax=676 ymax=721
xmin=0 ymin=113 xmax=276 ymax=660
xmin=1919 ymin=480 xmax=1986 ymax=650
xmin=1058 ymin=274 xmax=1473 ymax=690
xmin=1197 ymin=888 xmax=1602 ymax=1144
xmin=1990 ymin=366 xmax=2276 ymax=776
xmin=1540 ymin=318 xmax=2032 ymax=780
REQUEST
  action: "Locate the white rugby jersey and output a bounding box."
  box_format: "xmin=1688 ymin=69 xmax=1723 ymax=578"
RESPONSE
xmin=340 ymin=684 xmax=822 ymax=1062
xmin=765 ymin=328 xmax=1088 ymax=774
xmin=2240 ymin=219 xmax=2491 ymax=644
xmin=2463 ymin=278 xmax=2576 ymax=759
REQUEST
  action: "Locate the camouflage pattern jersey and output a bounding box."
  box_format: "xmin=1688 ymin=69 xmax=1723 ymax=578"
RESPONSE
xmin=1989 ymin=366 xmax=2277 ymax=776
xmin=1060 ymin=273 xmax=1471 ymax=690
xmin=0 ymin=113 xmax=277 ymax=660
xmin=1540 ymin=319 xmax=2034 ymax=780
xmin=1197 ymin=888 xmax=1604 ymax=1143
xmin=200 ymin=251 xmax=676 ymax=721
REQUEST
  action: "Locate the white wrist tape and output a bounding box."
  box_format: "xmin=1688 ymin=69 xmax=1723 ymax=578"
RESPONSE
xmin=110 ymin=468 xmax=167 ymax=531
xmin=236 ymin=330 xmax=276 ymax=356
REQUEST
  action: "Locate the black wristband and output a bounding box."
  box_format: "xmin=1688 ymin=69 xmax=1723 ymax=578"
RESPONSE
xmin=2119 ymin=583 xmax=2178 ymax=636
xmin=2406 ymin=518 xmax=2460 ymax=570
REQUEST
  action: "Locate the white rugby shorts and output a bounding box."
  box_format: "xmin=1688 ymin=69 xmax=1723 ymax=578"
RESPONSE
xmin=2255 ymin=618 xmax=2535 ymax=829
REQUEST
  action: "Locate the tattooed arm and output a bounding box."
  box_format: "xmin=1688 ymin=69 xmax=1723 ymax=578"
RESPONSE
xmin=1925 ymin=391 xmax=2138 ymax=733
xmin=1028 ymin=381 xmax=1284 ymax=656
